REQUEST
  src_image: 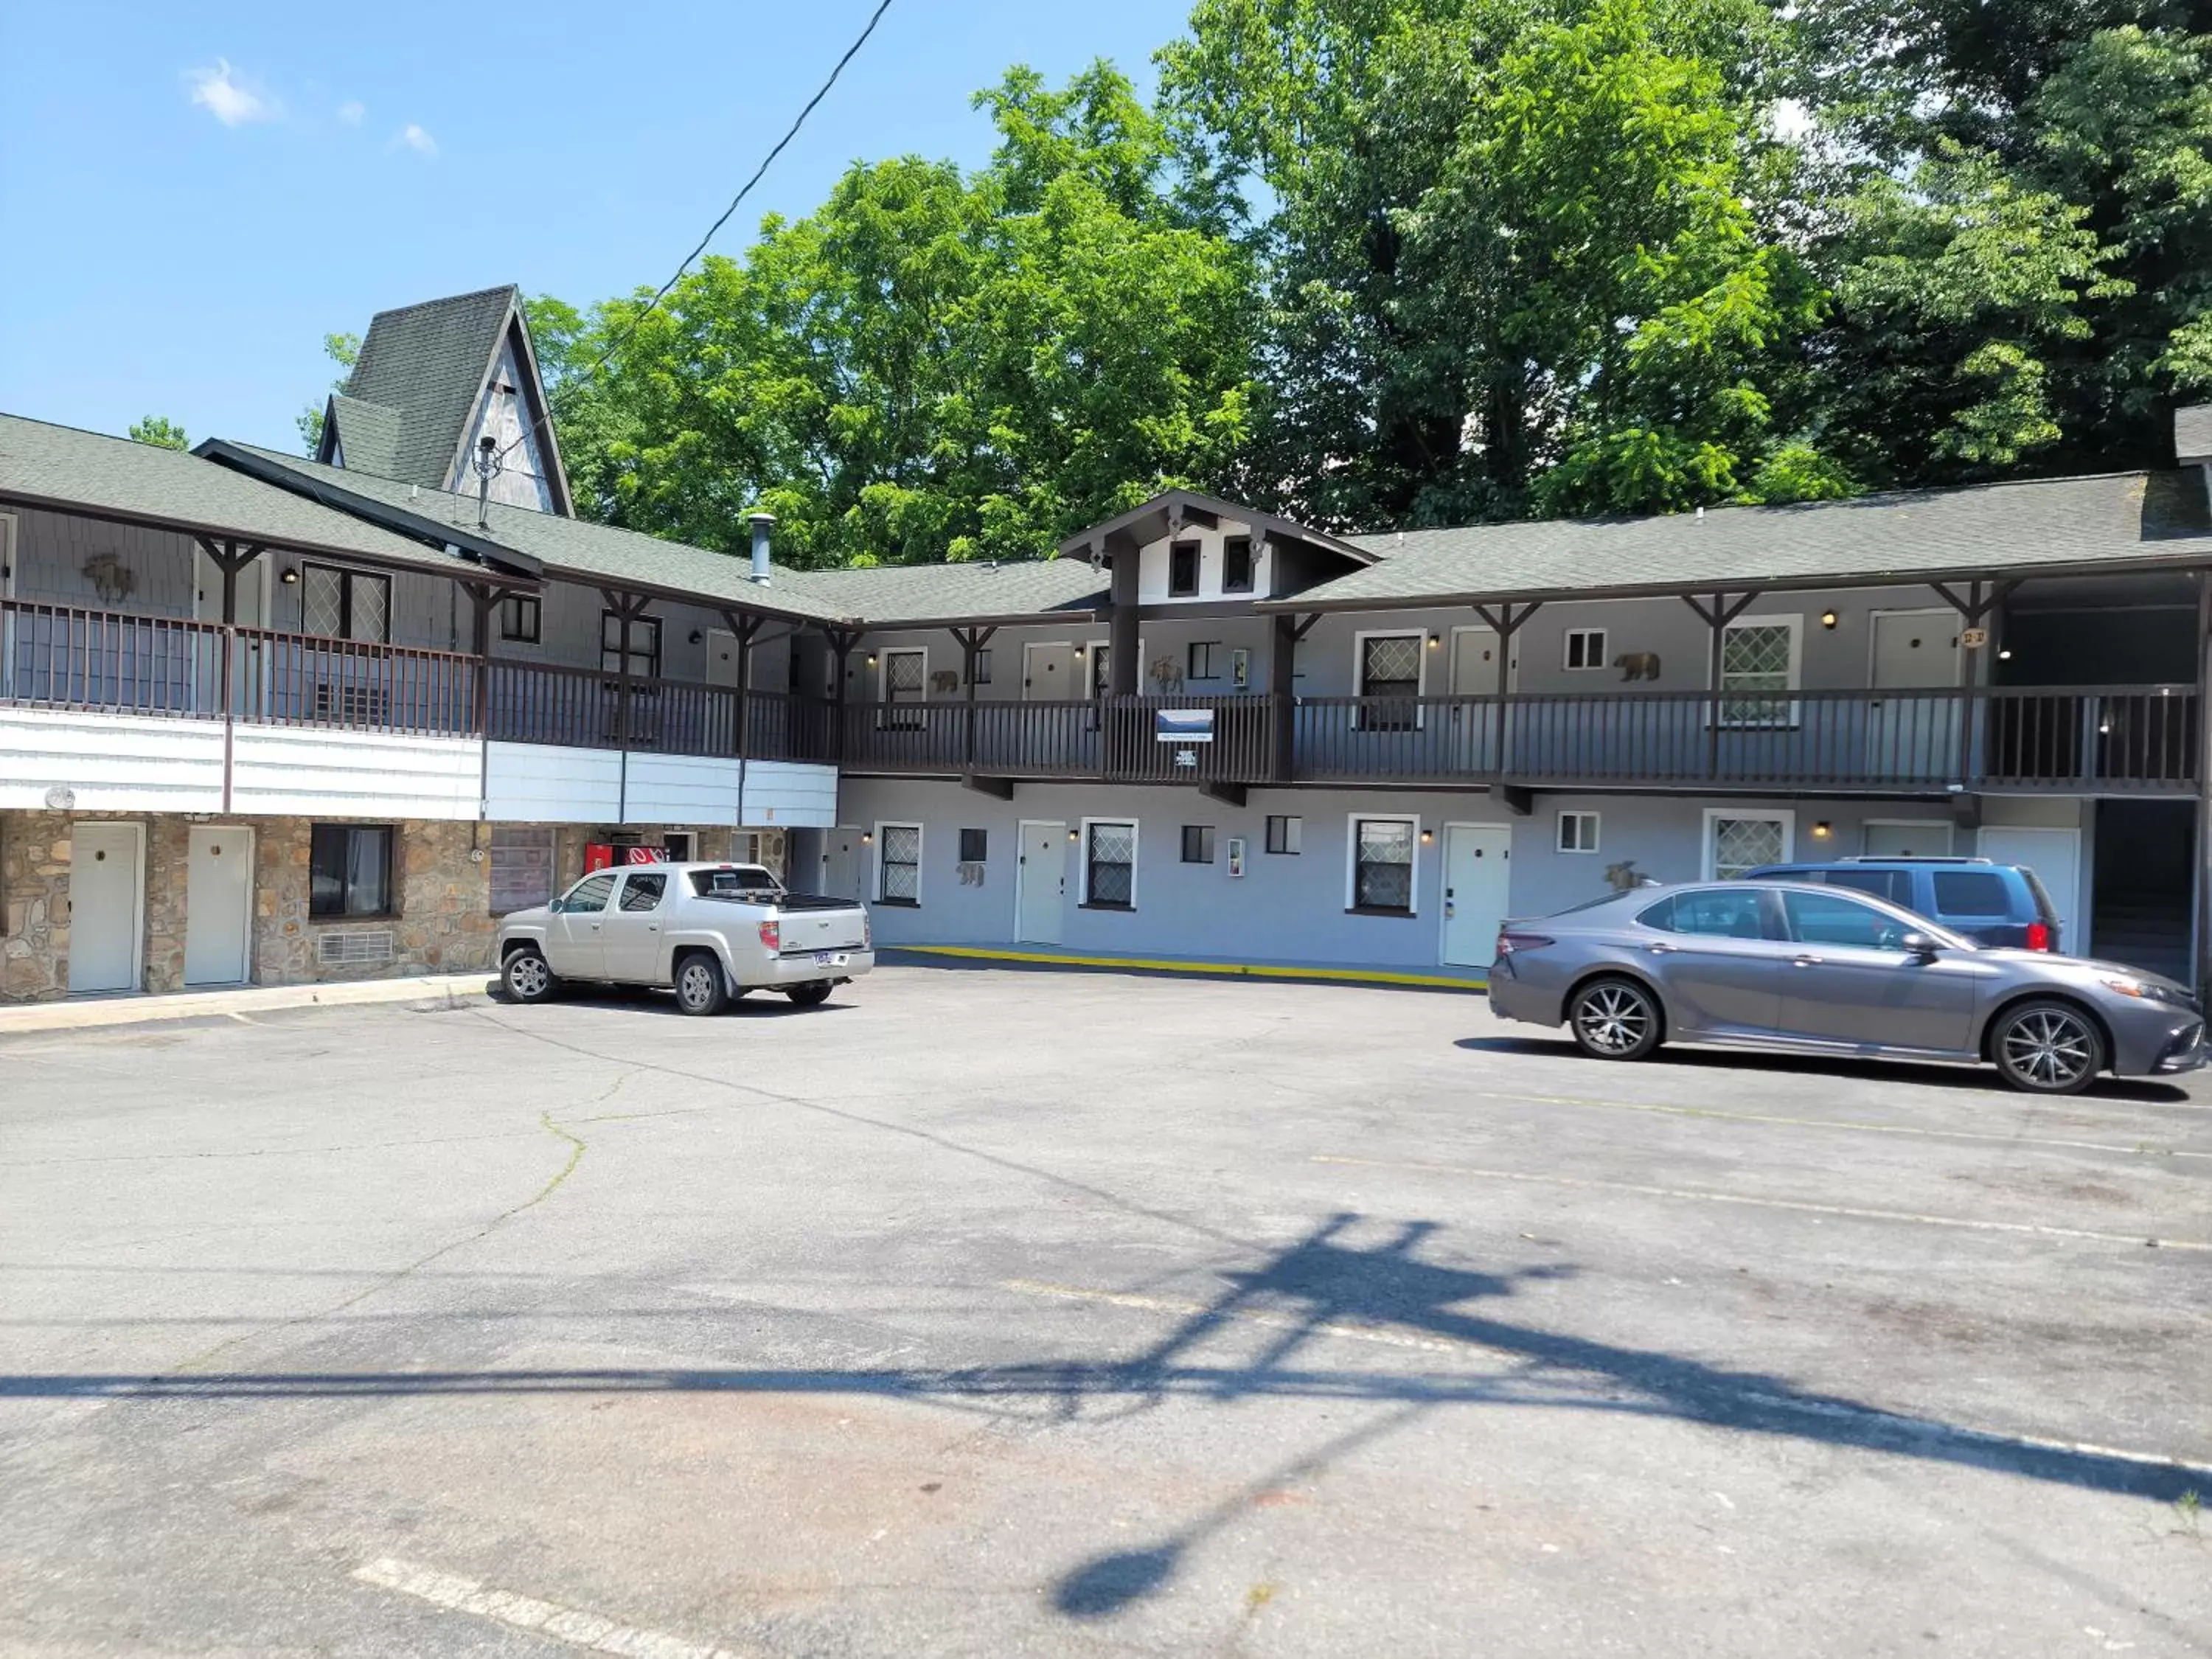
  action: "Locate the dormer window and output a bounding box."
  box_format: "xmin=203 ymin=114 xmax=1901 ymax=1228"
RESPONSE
xmin=1169 ymin=540 xmax=1200 ymax=597
xmin=1222 ymin=535 xmax=1253 ymax=594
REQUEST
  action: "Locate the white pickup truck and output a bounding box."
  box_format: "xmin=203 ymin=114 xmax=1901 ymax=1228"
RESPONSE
xmin=497 ymin=862 xmax=874 ymax=1015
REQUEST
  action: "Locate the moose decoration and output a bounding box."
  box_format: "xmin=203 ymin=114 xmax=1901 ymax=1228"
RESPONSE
xmin=1604 ymin=859 xmax=1657 ymax=893
xmin=81 ymin=553 xmax=136 ymax=605
xmin=1147 ymin=655 xmax=1186 ymax=695
xmin=1613 ymin=650 xmax=1661 ymax=682
xmin=930 ymin=669 xmax=961 ymax=695
xmin=956 ymin=861 xmax=987 ymax=888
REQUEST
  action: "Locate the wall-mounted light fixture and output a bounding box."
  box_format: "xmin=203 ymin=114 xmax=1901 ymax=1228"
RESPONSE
xmin=1811 ymin=821 xmax=1833 ymax=839
xmin=1419 ymin=827 xmax=1434 ymax=844
xmin=866 ymin=653 xmax=878 ymax=668
xmin=1072 ymin=644 xmax=1086 ymax=658
xmin=688 ymin=629 xmax=703 ymax=645
xmin=1427 ymin=633 xmax=1440 ymax=650
xmin=1997 ymin=647 xmax=2012 ymax=661
xmin=1068 ymin=827 xmax=1080 ymax=841
xmin=1820 ymin=610 xmax=1837 ymax=630
xmin=860 ymin=832 xmax=873 ymax=846
xmin=281 ymin=567 xmax=299 ymax=585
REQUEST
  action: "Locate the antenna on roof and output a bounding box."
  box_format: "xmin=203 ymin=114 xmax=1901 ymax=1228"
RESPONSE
xmin=473 ymin=436 xmax=499 ymax=530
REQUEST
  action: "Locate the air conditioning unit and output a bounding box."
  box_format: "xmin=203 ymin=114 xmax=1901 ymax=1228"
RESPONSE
xmin=316 ymin=930 xmax=394 ymax=967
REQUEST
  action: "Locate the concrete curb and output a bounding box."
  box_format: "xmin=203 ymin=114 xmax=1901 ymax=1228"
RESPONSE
xmin=884 ymin=944 xmax=1488 ymax=993
xmin=0 ymin=973 xmax=498 ymax=1035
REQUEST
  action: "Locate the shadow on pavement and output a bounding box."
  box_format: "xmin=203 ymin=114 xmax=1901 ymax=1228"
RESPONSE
xmin=7 ymin=1214 xmax=2200 ymax=1619
xmin=1455 ymin=1034 xmax=2194 ymax=1102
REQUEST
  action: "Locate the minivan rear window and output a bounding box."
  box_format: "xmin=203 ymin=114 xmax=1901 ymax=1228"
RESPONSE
xmin=1931 ymin=870 xmax=2011 ymax=916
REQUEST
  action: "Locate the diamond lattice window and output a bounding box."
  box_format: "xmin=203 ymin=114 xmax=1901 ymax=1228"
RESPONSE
xmin=1087 ymin=822 xmax=1135 ymax=906
xmin=880 ymin=825 xmax=921 ymax=902
xmin=1719 ymin=622 xmax=1795 ymax=723
xmin=1354 ymin=818 xmax=1416 ymax=910
xmin=1711 ymin=816 xmax=1787 ymax=879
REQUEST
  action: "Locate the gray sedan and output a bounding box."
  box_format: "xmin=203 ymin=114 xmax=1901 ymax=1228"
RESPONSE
xmin=1487 ymin=881 xmax=2204 ymax=1093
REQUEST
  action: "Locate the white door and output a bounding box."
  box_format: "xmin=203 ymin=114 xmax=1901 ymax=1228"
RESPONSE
xmin=1863 ymin=821 xmax=1952 ymax=858
xmin=67 ymin=823 xmax=143 ymax=994
xmin=1017 ymin=821 xmax=1068 ymax=945
xmin=1868 ymin=610 xmax=1958 ymax=779
xmin=1024 ymin=643 xmax=1075 ymax=700
xmin=184 ymin=825 xmax=252 ymax=987
xmin=821 ymin=828 xmax=863 ymax=902
xmin=1440 ymin=824 xmax=1512 ymax=968
xmin=1978 ymin=825 xmax=2082 ymax=955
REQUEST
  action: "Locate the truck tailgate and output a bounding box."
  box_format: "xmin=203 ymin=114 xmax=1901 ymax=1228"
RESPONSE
xmin=776 ymin=900 xmax=869 ymax=953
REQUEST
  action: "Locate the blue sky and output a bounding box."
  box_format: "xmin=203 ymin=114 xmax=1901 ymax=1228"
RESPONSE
xmin=0 ymin=0 xmax=1197 ymax=453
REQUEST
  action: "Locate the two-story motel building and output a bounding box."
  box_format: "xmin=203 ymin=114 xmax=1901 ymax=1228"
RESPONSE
xmin=5 ymin=285 xmax=2211 ymax=1001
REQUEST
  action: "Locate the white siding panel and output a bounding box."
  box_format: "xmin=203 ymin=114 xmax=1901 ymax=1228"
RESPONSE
xmin=485 ymin=742 xmax=623 ymax=823
xmin=740 ymin=759 xmax=838 ymax=828
xmin=622 ymin=753 xmax=742 ymax=826
xmin=0 ymin=708 xmax=226 ymax=810
xmin=230 ymin=727 xmax=479 ymax=819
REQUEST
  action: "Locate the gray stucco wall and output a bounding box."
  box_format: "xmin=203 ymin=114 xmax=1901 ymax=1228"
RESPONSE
xmin=828 ymin=779 xmax=2099 ymax=970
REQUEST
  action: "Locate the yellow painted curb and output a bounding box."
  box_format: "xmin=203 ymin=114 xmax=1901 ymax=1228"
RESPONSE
xmin=891 ymin=944 xmax=1486 ymax=992
xmin=0 ymin=973 xmax=496 ymax=1035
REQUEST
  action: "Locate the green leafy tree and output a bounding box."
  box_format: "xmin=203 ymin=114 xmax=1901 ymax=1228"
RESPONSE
xmin=127 ymin=415 xmax=188 ymax=451
xmin=1792 ymin=2 xmax=2212 ymax=476
xmin=295 ymin=332 xmax=363 ymax=453
xmin=543 ymin=64 xmax=1254 ymax=566
xmin=1162 ymin=0 xmax=1826 ymax=525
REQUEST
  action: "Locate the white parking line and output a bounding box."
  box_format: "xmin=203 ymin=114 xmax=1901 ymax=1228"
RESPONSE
xmin=1311 ymin=1155 xmax=2212 ymax=1251
xmin=353 ymin=1557 xmax=759 ymax=1658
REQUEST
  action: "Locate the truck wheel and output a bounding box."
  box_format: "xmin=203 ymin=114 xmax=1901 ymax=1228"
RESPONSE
xmin=502 ymin=948 xmax=559 ymax=1004
xmin=674 ymin=953 xmax=729 ymax=1017
xmin=785 ymin=981 xmax=833 ymax=1008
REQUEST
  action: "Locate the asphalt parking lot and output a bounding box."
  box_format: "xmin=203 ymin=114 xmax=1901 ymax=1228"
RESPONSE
xmin=2 ymin=965 xmax=2208 ymax=1658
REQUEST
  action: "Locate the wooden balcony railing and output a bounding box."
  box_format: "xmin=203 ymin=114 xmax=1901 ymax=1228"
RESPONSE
xmin=4 ymin=599 xmax=2197 ymax=793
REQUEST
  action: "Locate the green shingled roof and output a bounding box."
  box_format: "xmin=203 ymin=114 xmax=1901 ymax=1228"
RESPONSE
xmin=1292 ymin=470 xmax=2212 ymax=611
xmin=325 ymin=394 xmax=402 ymax=479
xmin=788 ymin=559 xmax=1105 ymax=624
xmin=0 ymin=414 xmax=483 ymax=574
xmin=337 ymin=285 xmax=517 ymax=493
xmin=220 ymin=445 xmax=1108 ymax=625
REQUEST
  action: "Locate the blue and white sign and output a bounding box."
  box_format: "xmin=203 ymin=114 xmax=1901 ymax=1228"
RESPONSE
xmin=1155 ymin=708 xmax=1216 ymax=744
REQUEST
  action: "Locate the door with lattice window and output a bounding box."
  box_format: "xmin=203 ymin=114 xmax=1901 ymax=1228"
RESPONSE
xmin=1357 ymin=634 xmax=1422 ymax=731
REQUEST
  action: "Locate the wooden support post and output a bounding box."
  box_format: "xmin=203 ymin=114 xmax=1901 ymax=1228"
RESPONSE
xmin=1105 ymin=534 xmax=1139 ymax=698
xmin=1681 ymin=591 xmax=1761 ymax=779
xmin=599 ymin=588 xmax=654 ymax=810
xmin=826 ymin=627 xmax=858 ymax=763
xmin=1930 ymin=577 xmax=2017 ymax=789
xmin=1271 ymin=613 xmax=1319 ymax=782
xmin=949 ymin=624 xmax=997 ymax=771
xmin=1472 ymin=599 xmax=1542 ymax=779
xmin=716 ymin=608 xmax=767 ymax=757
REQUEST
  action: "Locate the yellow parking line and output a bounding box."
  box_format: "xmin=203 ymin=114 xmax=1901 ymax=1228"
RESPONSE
xmin=892 ymin=944 xmax=1486 ymax=992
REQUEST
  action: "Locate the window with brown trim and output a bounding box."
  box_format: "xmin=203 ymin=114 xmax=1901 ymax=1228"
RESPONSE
xmin=1222 ymin=535 xmax=1253 ymax=594
xmin=1168 ymin=540 xmax=1200 ymax=597
xmin=309 ymin=824 xmax=394 ymax=918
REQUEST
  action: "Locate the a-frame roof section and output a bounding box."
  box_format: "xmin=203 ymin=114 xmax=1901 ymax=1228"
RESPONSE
xmin=316 ymin=285 xmax=573 ymax=516
xmin=1056 ymin=488 xmax=1376 ymax=568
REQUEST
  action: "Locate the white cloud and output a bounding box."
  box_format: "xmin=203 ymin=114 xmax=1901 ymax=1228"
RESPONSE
xmin=391 ymin=122 xmax=437 ymax=157
xmin=338 ymin=100 xmax=366 ymax=125
xmin=186 ymin=59 xmax=279 ymax=127
xmin=1769 ymin=97 xmax=1814 ymax=142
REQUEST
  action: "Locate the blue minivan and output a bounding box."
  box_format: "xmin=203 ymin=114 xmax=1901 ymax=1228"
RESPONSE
xmin=1742 ymin=856 xmax=2062 ymax=952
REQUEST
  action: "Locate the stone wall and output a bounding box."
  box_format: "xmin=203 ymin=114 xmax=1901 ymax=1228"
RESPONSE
xmin=251 ymin=817 xmax=499 ymax=985
xmin=1 ymin=813 xmax=788 ymax=1002
xmin=1 ymin=812 xmax=71 ymax=1001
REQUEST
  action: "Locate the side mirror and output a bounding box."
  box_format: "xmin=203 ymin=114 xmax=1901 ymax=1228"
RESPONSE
xmin=1898 ymin=930 xmax=1939 ymax=957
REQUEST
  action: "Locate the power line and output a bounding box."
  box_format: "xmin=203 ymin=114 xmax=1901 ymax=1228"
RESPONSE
xmin=492 ymin=0 xmax=897 ymax=470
